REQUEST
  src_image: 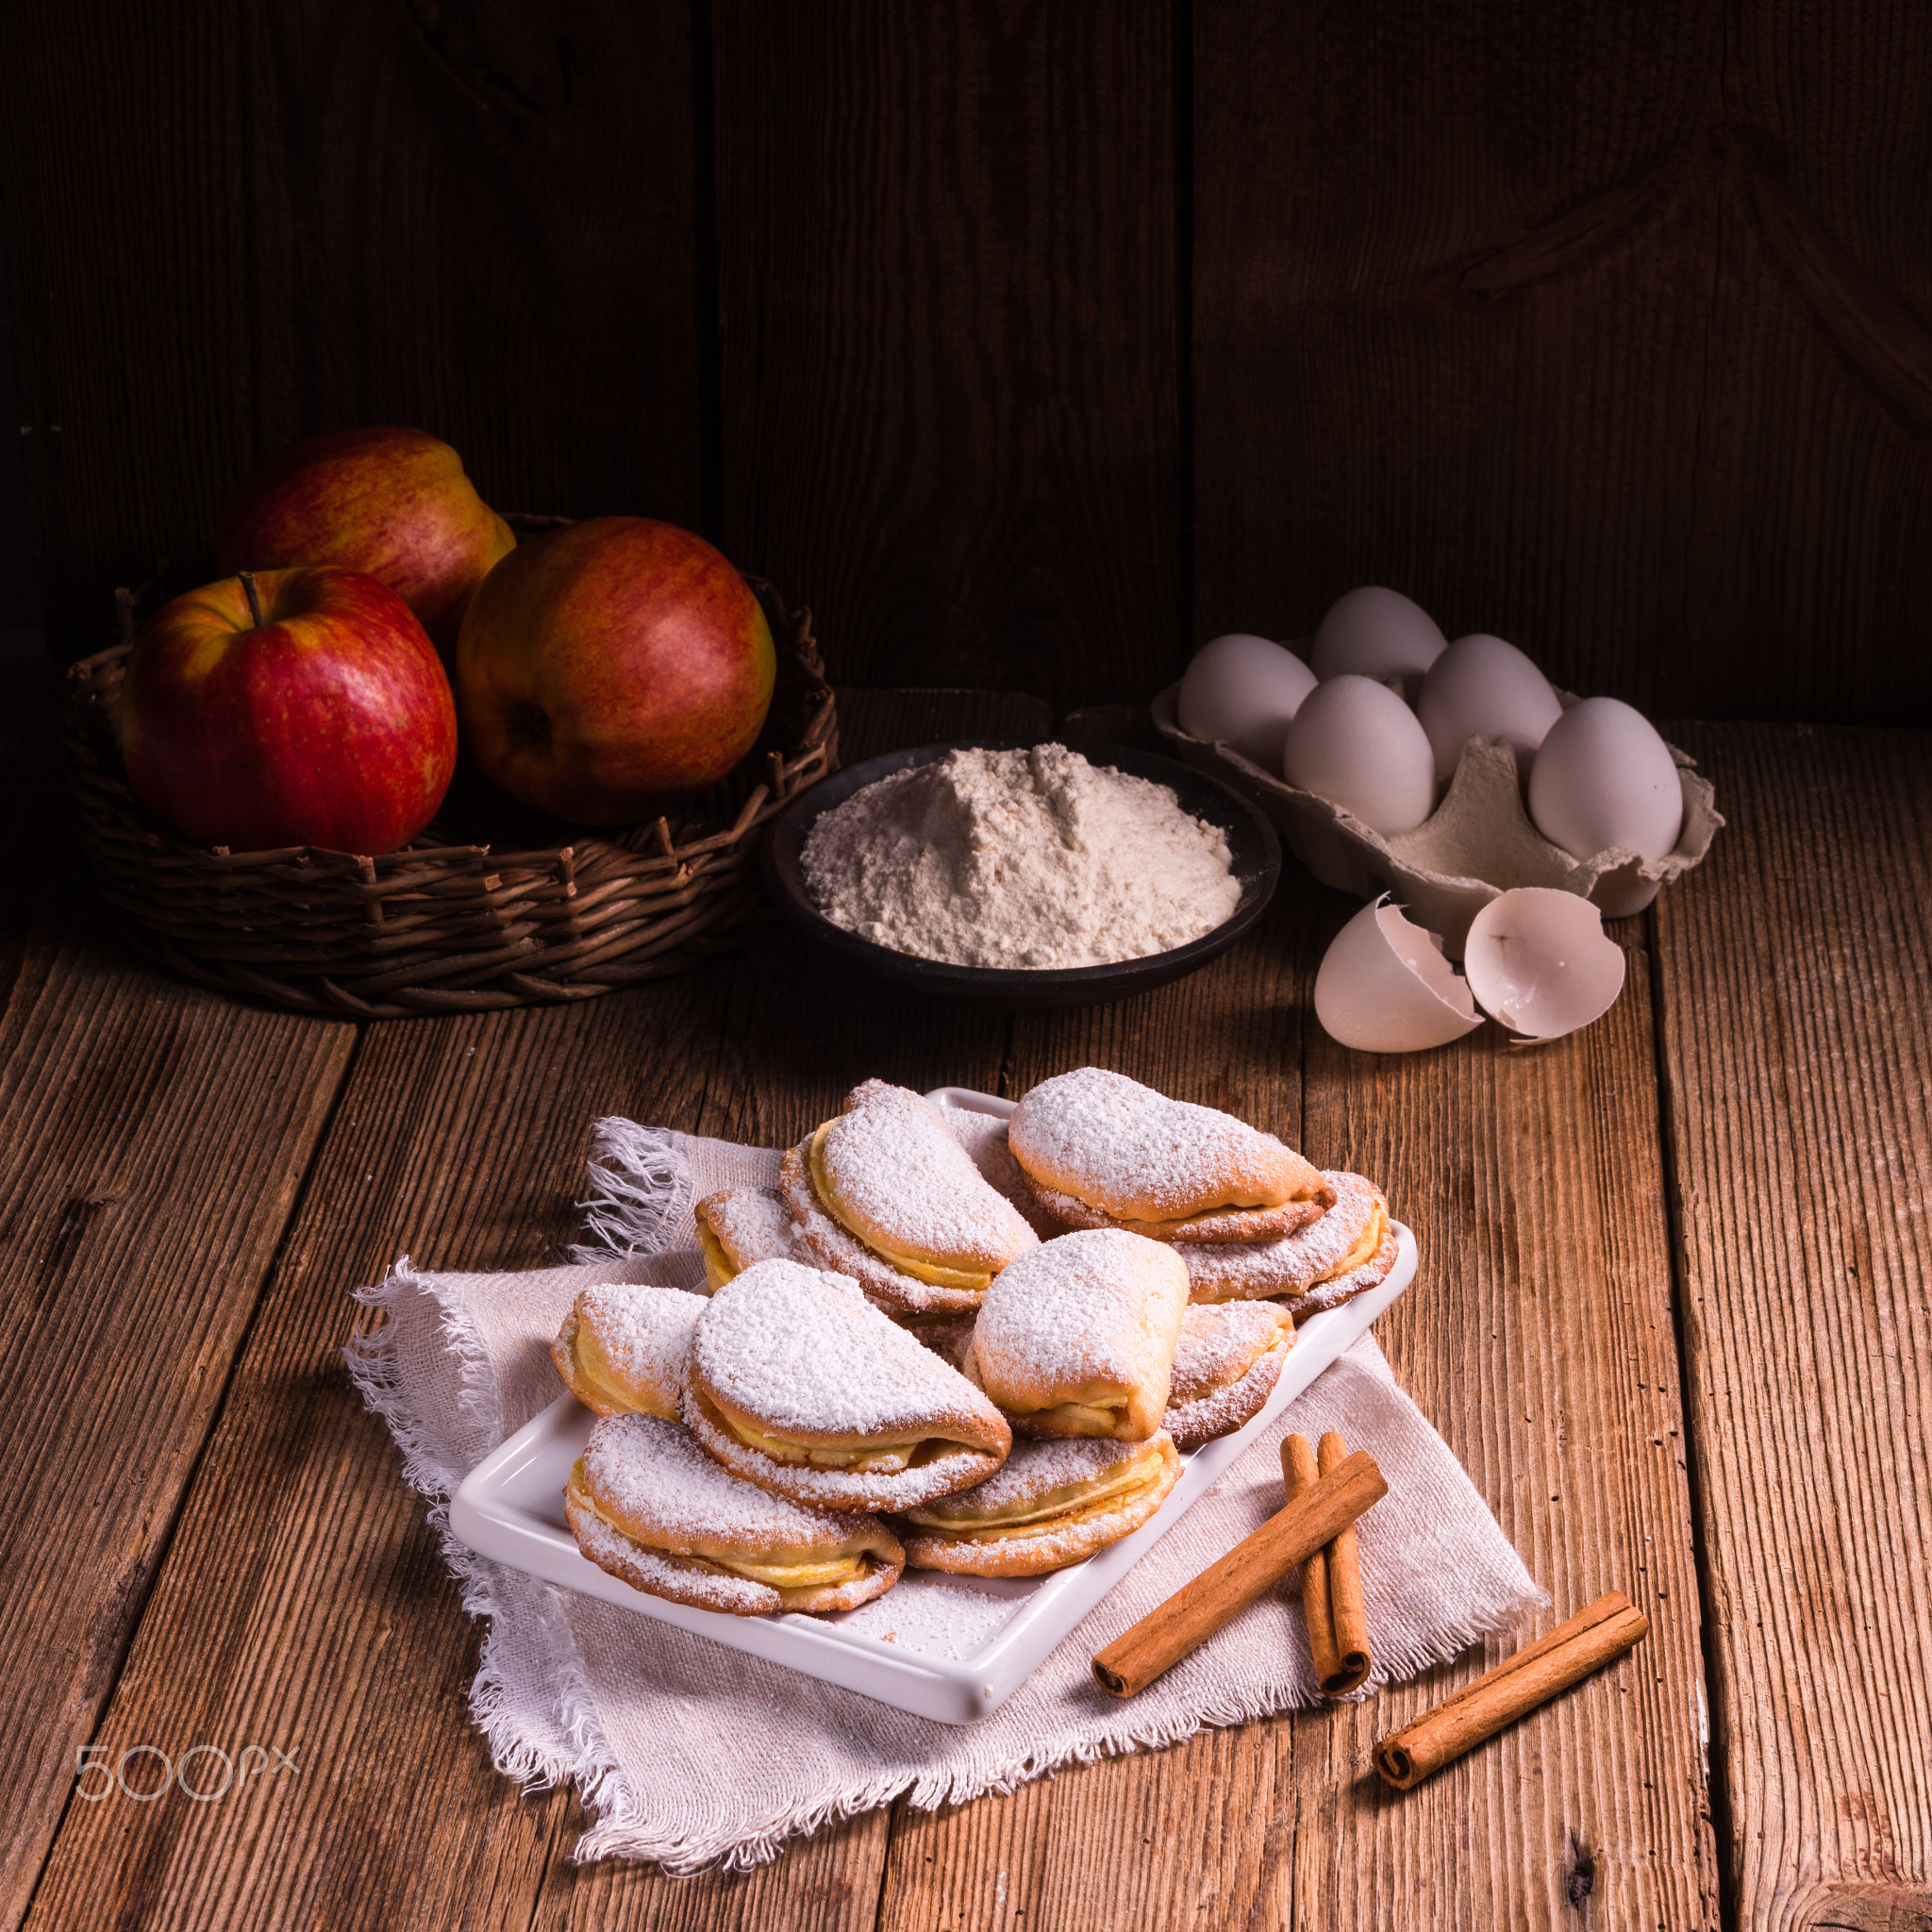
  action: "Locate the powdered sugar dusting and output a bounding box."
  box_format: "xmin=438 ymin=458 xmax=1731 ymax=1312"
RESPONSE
xmin=1008 ymin=1068 xmax=1310 ymax=1221
xmin=568 ymin=1489 xmax=785 ymax=1616
xmin=576 ymin=1283 xmax=705 ymax=1405
xmin=580 ymin=1414 xmax=886 ymax=1552
xmin=929 ymin=1098 xmax=1062 ymax=1239
xmin=913 ymin=1434 xmax=1154 ymax=1519
xmin=697 ymin=1186 xmax=817 ymax=1272
xmin=1163 ymin=1324 xmax=1291 ymax=1449
xmin=1166 ymin=1302 xmax=1289 ymax=1405
xmin=799 ymin=742 xmax=1241 ymax=969
xmin=971 ymin=1229 xmax=1188 ymax=1406
xmin=821 ymin=1082 xmax=1036 ymax=1266
xmin=1177 ymin=1172 xmax=1385 ymax=1301
xmin=838 ymin=1577 xmax=1024 ymax=1658
xmin=779 ymin=1143 xmax=987 ymax=1316
xmin=1024 ymin=1175 xmax=1328 ymax=1245
xmin=691 ymin=1258 xmax=1005 ymax=1441
xmin=684 ymin=1389 xmax=1007 ymax=1511
xmin=897 ymin=1437 xmax=1182 ymax=1574
xmin=1280 ymin=1222 xmax=1403 ymax=1315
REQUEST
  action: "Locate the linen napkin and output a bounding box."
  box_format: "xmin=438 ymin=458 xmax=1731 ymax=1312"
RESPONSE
xmin=347 ymin=1114 xmax=1543 ymax=1872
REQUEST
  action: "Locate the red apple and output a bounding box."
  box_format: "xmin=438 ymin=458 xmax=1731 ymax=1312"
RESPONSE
xmin=456 ymin=518 xmax=776 ymax=824
xmin=213 ymin=426 xmax=516 ymax=656
xmin=120 ymin=566 xmax=458 ymax=855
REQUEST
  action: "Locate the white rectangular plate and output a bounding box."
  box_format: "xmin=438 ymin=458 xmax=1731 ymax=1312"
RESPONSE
xmin=450 ymin=1087 xmax=1415 ymax=1724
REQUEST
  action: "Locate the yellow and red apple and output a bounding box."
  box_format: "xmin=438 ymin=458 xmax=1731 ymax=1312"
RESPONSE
xmin=456 ymin=518 xmax=775 ymax=824
xmin=213 ymin=426 xmax=515 ymax=657
xmin=120 ymin=566 xmax=458 ymax=854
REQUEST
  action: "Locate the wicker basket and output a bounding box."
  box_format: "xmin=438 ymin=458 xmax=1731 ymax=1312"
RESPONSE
xmin=62 ymin=576 xmax=839 ymax=1017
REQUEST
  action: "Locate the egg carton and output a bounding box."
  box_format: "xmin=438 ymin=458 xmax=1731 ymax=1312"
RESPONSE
xmin=1150 ymin=678 xmax=1722 ymax=957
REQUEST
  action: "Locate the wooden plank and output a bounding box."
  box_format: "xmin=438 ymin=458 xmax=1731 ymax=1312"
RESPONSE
xmin=0 ymin=0 xmax=701 ymax=654
xmin=25 ymin=690 xmax=1040 ymax=1932
xmin=1191 ymin=0 xmax=1932 ymax=726
xmin=0 ymin=661 xmax=357 ymax=1928
xmin=711 ymin=0 xmax=1182 ymax=711
xmin=877 ymin=878 xmax=1720 ymax=1929
xmin=1279 ymin=914 xmax=1717 ymax=1927
xmin=1653 ymin=724 xmax=1932 ymax=1929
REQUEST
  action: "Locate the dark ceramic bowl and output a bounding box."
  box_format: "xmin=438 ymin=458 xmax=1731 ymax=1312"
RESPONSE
xmin=761 ymin=739 xmax=1281 ymax=1009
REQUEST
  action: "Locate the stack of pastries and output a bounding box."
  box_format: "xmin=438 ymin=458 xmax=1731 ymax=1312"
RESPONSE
xmin=558 ymin=1071 xmax=1401 ymax=1618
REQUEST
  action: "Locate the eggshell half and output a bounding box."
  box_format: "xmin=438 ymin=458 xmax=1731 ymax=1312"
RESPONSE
xmin=1176 ymin=633 xmax=1319 ymax=769
xmin=1310 ymin=587 xmax=1447 ymax=687
xmin=1314 ymin=896 xmax=1484 ymax=1053
xmin=1462 ymin=888 xmax=1625 ymax=1041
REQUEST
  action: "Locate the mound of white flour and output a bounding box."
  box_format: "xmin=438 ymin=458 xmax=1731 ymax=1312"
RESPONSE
xmin=800 ymin=743 xmax=1241 ymax=969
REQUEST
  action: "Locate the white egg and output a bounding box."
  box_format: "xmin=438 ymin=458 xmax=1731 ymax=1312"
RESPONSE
xmin=1176 ymin=633 xmax=1319 ymax=768
xmin=1416 ymin=633 xmax=1563 ymax=781
xmin=1309 ymin=587 xmax=1447 ymax=686
xmin=1527 ymin=697 xmax=1684 ymax=862
xmin=1282 ymin=675 xmax=1436 ymax=835
xmin=1314 ymin=896 xmax=1483 ymax=1053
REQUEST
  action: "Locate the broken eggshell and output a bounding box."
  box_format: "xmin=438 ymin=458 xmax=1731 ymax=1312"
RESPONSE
xmin=1314 ymin=895 xmax=1484 ymax=1052
xmin=1462 ymin=888 xmax=1625 ymax=1043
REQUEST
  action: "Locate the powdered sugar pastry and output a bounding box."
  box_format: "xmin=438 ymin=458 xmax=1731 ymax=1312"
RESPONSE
xmin=690 ymin=1259 xmax=1002 ymax=1441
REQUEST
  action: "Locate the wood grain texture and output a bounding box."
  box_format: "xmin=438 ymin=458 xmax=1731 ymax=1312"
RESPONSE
xmin=7 ymin=0 xmax=1932 ymax=719
xmin=21 ymin=690 xmax=1034 ymax=1932
xmin=878 ymin=873 xmax=1720 ymax=1929
xmin=0 ymin=0 xmax=700 ymax=653
xmin=1654 ymin=724 xmax=1932 ymax=1931
xmin=1283 ymin=906 xmax=1718 ymax=1929
xmin=710 ymin=0 xmax=1183 ymax=710
xmin=0 ymin=663 xmax=356 ymax=1929
xmin=1191 ymin=0 xmax=1932 ymax=726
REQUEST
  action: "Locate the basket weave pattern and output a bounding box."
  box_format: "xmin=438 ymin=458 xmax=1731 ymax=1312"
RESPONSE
xmin=62 ymin=578 xmax=838 ymax=1018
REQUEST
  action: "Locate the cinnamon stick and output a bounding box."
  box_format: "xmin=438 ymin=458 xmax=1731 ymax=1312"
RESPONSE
xmin=1372 ymin=1591 xmax=1650 ymax=1789
xmin=1092 ymin=1448 xmax=1387 ymax=1698
xmin=1318 ymin=1431 xmax=1373 ymax=1692
xmin=1283 ymin=1431 xmax=1374 ymax=1695
xmin=1283 ymin=1434 xmax=1339 ymax=1682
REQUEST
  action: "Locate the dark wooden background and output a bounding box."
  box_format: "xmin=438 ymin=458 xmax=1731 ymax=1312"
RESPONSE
xmin=3 ymin=0 xmax=1928 ymax=724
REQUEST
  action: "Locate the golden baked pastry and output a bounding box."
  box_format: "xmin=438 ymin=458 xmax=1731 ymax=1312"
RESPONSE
xmin=965 ymin=1228 xmax=1190 ymax=1441
xmin=1176 ymin=1171 xmax=1399 ymax=1309
xmin=1023 ymin=1180 xmax=1331 ymax=1244
xmin=550 ymin=1282 xmax=707 ymax=1419
xmin=779 ymin=1079 xmax=1038 ymax=1314
xmin=566 ymin=1412 xmax=904 ymax=1616
xmin=1161 ymin=1302 xmax=1294 ymax=1448
xmin=694 ymin=1184 xmax=819 ymax=1290
xmin=896 ymin=1432 xmax=1180 ymax=1576
xmin=681 ymin=1257 xmax=1012 ymax=1511
xmin=1007 ymin=1068 xmax=1335 ymax=1242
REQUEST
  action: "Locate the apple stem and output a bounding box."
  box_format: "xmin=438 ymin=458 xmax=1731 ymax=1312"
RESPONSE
xmin=240 ymin=571 xmax=265 ymax=629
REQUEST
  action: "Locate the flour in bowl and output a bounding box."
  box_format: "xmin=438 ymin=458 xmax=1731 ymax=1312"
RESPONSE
xmin=800 ymin=743 xmax=1241 ymax=969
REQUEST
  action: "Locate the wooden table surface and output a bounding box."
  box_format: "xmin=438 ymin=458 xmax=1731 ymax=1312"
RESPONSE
xmin=1 ymin=672 xmax=1925 ymax=1932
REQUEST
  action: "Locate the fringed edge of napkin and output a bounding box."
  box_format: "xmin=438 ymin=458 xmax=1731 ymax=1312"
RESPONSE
xmin=569 ymin=1118 xmax=692 ymax=1263
xmin=344 ymin=1256 xmax=636 ymax=1829
xmin=568 ymin=1544 xmax=1546 ymax=1873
